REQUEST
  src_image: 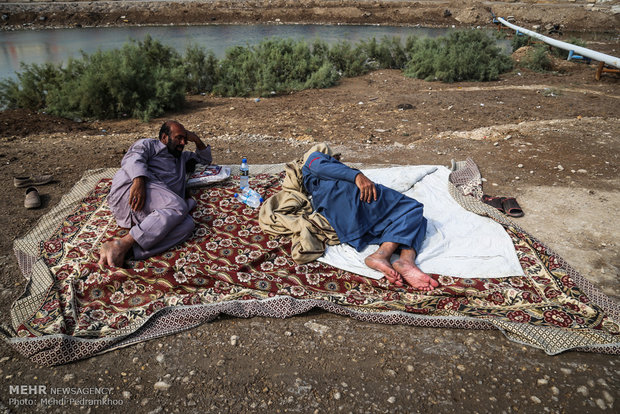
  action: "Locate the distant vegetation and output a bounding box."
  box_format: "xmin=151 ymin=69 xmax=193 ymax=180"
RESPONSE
xmin=520 ymin=45 xmax=554 ymax=72
xmin=510 ymin=34 xmax=587 ymax=73
xmin=0 ymin=31 xmax=513 ymax=121
xmin=404 ymin=30 xmax=513 ymax=82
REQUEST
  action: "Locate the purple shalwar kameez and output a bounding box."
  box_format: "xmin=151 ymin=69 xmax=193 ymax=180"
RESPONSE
xmin=107 ymin=138 xmax=212 ymax=259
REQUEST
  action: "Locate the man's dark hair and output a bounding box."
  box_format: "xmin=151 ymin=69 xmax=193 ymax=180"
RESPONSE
xmin=158 ymin=121 xmax=172 ymax=141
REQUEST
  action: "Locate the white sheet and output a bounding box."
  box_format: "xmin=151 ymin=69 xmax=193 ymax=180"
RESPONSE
xmin=318 ymin=166 xmax=525 ymax=279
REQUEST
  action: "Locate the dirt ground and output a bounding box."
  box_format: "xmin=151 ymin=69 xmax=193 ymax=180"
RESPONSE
xmin=1 ymin=2 xmax=620 ymax=414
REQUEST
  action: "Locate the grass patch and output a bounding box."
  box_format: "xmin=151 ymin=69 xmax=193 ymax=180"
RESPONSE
xmin=1 ymin=30 xmax=514 ymax=121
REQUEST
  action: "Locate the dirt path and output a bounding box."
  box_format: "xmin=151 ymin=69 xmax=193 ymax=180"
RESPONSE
xmin=0 ymin=7 xmax=619 ymax=414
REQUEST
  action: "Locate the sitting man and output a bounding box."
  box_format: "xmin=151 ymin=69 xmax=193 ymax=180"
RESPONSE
xmin=98 ymin=120 xmax=212 ymax=267
xmin=302 ymin=151 xmax=439 ymax=291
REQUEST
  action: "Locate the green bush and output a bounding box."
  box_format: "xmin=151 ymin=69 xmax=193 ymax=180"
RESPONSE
xmin=404 ymin=30 xmax=513 ymax=82
xmin=521 ymin=45 xmax=553 ymax=72
xmin=304 ymin=62 xmax=341 ymax=89
xmin=1 ymin=36 xmax=187 ymax=121
xmin=326 ymin=40 xmax=369 ymax=77
xmin=55 ymin=36 xmax=187 ymax=121
xmin=212 ymin=45 xmax=259 ymax=97
xmin=0 ymin=62 xmax=64 ymax=110
xmin=184 ymin=43 xmax=218 ymax=94
xmin=511 ymin=34 xmax=531 ymax=52
xmin=213 ymin=38 xmax=343 ymax=97
xmin=360 ymin=36 xmax=409 ymax=70
xmin=1 ymin=31 xmax=516 ymax=120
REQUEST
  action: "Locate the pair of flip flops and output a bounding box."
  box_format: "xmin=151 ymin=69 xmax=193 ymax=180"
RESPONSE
xmin=481 ymin=195 xmax=524 ymax=217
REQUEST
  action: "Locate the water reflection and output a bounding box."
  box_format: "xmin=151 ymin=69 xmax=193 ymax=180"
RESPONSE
xmin=1 ymin=24 xmax=508 ymax=80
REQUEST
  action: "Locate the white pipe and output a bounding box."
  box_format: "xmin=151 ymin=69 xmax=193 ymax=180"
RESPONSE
xmin=497 ymin=17 xmax=620 ymax=69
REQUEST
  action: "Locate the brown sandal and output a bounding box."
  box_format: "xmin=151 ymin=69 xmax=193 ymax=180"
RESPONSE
xmin=501 ymin=197 xmax=524 ymax=217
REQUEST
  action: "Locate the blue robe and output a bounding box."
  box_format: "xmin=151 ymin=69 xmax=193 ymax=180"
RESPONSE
xmin=301 ymin=152 xmax=427 ymax=253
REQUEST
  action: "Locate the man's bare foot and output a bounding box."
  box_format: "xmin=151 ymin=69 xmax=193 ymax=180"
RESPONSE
xmin=393 ymin=259 xmax=439 ymax=291
xmin=98 ymin=235 xmax=134 ymax=267
xmin=365 ymin=253 xmax=403 ymax=286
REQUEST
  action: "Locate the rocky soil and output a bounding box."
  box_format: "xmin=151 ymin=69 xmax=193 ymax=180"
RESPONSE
xmin=0 ymin=2 xmax=619 ymax=413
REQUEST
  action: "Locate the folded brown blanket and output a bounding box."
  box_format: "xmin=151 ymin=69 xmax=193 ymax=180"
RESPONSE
xmin=259 ymin=143 xmax=339 ymax=263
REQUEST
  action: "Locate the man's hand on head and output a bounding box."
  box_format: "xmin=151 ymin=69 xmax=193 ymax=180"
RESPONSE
xmin=186 ymin=131 xmax=199 ymax=143
xmin=354 ymin=173 xmax=377 ymax=203
xmin=186 ymin=131 xmax=207 ymax=150
xmin=129 ymin=176 xmax=146 ymax=211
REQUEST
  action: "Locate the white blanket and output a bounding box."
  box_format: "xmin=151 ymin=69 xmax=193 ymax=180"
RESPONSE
xmin=318 ymin=166 xmax=524 ymax=279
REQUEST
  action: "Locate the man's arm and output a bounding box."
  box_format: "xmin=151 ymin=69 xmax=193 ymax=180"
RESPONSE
xmin=120 ymin=139 xmax=153 ymax=181
xmin=303 ymin=151 xmax=377 ymax=203
xmin=187 ymin=131 xmax=206 ymax=150
xmin=128 ymin=176 xmax=146 ymax=211
xmin=186 ymin=131 xmax=212 ymax=165
xmin=303 ymin=151 xmax=359 ymax=182
xmin=120 ymin=139 xmax=156 ymax=212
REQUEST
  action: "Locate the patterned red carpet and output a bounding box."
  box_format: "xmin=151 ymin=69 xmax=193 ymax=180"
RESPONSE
xmin=6 ymin=172 xmax=620 ymax=365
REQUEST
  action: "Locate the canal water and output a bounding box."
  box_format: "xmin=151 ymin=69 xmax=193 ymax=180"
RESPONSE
xmin=1 ymin=24 xmax=499 ymax=81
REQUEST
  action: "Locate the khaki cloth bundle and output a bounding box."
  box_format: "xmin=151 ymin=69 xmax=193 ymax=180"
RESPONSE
xmin=259 ymin=144 xmax=340 ymax=264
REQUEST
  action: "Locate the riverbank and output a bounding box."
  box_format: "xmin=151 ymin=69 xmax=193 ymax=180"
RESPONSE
xmin=1 ymin=0 xmax=619 ymax=32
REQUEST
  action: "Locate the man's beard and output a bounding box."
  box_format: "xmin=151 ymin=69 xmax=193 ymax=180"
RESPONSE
xmin=166 ymin=140 xmax=183 ymax=158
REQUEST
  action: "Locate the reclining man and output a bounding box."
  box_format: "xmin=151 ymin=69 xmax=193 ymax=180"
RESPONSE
xmin=98 ymin=120 xmax=212 ymax=267
xmin=302 ymin=151 xmax=439 ymax=291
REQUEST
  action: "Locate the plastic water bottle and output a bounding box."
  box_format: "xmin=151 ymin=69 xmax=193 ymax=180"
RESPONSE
xmin=239 ymin=157 xmax=249 ymax=189
xmin=234 ymin=187 xmax=263 ymax=209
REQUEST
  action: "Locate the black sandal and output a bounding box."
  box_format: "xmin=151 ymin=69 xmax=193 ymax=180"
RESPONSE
xmin=501 ymin=197 xmax=524 ymax=217
xmin=481 ymin=195 xmax=504 ymax=213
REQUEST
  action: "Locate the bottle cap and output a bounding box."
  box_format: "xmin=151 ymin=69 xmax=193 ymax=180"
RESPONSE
xmin=234 ymin=193 xmax=239 ymax=198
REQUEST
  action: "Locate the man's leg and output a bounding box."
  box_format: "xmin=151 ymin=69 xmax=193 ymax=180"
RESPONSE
xmin=131 ymin=214 xmax=194 ymax=259
xmin=393 ymin=248 xmax=439 ymax=291
xmin=99 ymin=182 xmax=194 ymax=267
xmin=365 ymin=241 xmax=404 ymax=287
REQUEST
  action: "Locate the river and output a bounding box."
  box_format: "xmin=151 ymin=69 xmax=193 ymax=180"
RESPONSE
xmin=1 ymin=24 xmax=501 ymax=81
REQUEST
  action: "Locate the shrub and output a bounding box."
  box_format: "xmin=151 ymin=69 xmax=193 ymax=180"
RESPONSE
xmin=212 ymin=45 xmax=260 ymax=96
xmin=214 ymin=38 xmax=343 ymax=97
xmin=360 ymin=36 xmax=409 ymax=69
xmin=521 ymin=45 xmax=553 ymax=72
xmin=304 ymin=62 xmax=340 ymax=89
xmin=1 ymin=36 xmax=187 ymax=121
xmin=404 ymin=30 xmax=513 ymax=82
xmin=1 ymin=31 xmax=516 ymax=120
xmin=511 ymin=34 xmax=531 ymax=52
xmin=184 ymin=43 xmax=218 ymax=94
xmin=327 ymin=40 xmax=369 ymax=77
xmin=0 ymin=62 xmax=64 ymax=110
